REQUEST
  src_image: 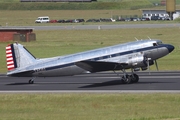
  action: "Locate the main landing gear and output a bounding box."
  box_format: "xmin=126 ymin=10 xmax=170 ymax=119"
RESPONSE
xmin=28 ymin=77 xmax=36 ymax=84
xmin=121 ymin=73 xmax=139 ymax=84
xmin=114 ymin=69 xmax=139 ymax=84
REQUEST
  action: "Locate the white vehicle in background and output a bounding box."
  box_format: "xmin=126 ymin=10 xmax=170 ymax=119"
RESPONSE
xmin=110 ymin=18 xmax=116 ymax=22
xmin=35 ymin=16 xmax=50 ymax=23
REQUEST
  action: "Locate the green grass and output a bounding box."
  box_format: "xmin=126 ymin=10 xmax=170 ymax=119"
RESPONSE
xmin=0 ymin=0 xmax=180 ymax=11
xmin=1 ymin=27 xmax=180 ymax=73
xmin=0 ymin=0 xmax=153 ymax=10
xmin=0 ymin=93 xmax=180 ymax=120
xmin=0 ymin=0 xmax=19 ymax=2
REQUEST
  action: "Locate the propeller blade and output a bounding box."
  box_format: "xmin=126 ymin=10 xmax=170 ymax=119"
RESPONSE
xmin=155 ymin=60 xmax=159 ymax=71
xmin=147 ymin=58 xmax=151 ymax=75
xmin=147 ymin=59 xmax=150 ymax=75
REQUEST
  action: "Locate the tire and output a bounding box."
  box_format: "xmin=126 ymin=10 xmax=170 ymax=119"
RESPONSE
xmin=130 ymin=74 xmax=139 ymax=83
xmin=122 ymin=75 xmax=132 ymax=84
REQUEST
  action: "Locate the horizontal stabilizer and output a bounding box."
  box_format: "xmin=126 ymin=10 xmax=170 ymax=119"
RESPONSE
xmin=75 ymin=61 xmax=127 ymax=72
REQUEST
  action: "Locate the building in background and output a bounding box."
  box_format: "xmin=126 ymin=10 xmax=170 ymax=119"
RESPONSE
xmin=143 ymin=0 xmax=179 ymax=20
xmin=0 ymin=27 xmax=36 ymax=42
xmin=142 ymin=10 xmax=180 ymax=20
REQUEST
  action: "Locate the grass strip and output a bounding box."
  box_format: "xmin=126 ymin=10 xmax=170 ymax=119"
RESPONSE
xmin=0 ymin=0 xmax=153 ymax=10
xmin=0 ymin=93 xmax=180 ymax=120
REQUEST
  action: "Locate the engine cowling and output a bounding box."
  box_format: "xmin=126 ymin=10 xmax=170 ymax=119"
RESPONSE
xmin=127 ymin=54 xmax=154 ymax=67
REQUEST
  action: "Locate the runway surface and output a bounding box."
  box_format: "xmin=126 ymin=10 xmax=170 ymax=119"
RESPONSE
xmin=6 ymin=23 xmax=180 ymax=30
xmin=0 ymin=71 xmax=180 ymax=92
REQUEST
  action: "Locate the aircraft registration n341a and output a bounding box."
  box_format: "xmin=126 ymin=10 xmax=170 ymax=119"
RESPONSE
xmin=6 ymin=39 xmax=174 ymax=84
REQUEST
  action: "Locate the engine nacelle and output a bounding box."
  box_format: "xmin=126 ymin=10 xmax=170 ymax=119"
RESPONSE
xmin=128 ymin=54 xmax=154 ymax=67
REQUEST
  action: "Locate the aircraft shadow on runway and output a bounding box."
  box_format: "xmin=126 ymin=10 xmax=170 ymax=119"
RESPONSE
xmin=79 ymin=80 xmax=123 ymax=88
xmin=6 ymin=80 xmax=124 ymax=86
xmin=79 ymin=80 xmax=174 ymax=88
xmin=6 ymin=83 xmax=31 ymax=85
xmin=5 ymin=80 xmax=174 ymax=87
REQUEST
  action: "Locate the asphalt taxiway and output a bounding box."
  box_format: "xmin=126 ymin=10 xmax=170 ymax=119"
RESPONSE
xmin=0 ymin=71 xmax=180 ymax=92
xmin=5 ymin=23 xmax=180 ymax=30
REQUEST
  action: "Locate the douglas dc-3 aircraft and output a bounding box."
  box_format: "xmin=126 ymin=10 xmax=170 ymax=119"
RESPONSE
xmin=6 ymin=39 xmax=174 ymax=84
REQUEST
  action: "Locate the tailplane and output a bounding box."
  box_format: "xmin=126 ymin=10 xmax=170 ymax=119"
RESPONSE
xmin=6 ymin=43 xmax=36 ymax=71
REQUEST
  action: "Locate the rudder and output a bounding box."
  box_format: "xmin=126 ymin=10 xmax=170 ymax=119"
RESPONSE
xmin=5 ymin=43 xmax=36 ymax=72
xmin=6 ymin=44 xmax=17 ymax=71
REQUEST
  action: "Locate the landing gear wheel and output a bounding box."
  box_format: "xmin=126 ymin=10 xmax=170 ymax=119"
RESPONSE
xmin=130 ymin=74 xmax=139 ymax=83
xmin=29 ymin=79 xmax=34 ymax=84
xmin=122 ymin=75 xmax=132 ymax=84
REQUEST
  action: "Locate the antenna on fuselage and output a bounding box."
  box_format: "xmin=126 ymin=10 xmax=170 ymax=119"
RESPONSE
xmin=135 ymin=37 xmax=139 ymax=41
xmin=147 ymin=36 xmax=151 ymax=40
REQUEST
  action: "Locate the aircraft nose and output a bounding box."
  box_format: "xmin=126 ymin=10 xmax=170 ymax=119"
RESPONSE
xmin=167 ymin=44 xmax=174 ymax=53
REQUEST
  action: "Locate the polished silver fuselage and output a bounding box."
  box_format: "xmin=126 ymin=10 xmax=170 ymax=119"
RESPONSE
xmin=7 ymin=39 xmax=173 ymax=77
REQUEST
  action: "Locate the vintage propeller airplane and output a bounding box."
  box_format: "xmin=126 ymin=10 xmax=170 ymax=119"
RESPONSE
xmin=6 ymin=39 xmax=174 ymax=84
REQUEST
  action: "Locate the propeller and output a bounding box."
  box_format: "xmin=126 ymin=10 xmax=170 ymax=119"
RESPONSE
xmin=144 ymin=54 xmax=159 ymax=75
xmin=147 ymin=59 xmax=159 ymax=75
xmin=154 ymin=60 xmax=159 ymax=71
xmin=147 ymin=58 xmax=151 ymax=75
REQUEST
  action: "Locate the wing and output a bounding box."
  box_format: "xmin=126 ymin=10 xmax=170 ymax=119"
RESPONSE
xmin=75 ymin=61 xmax=128 ymax=72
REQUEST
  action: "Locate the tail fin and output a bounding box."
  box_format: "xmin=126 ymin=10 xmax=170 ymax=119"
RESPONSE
xmin=6 ymin=43 xmax=36 ymax=71
xmin=6 ymin=44 xmax=17 ymax=71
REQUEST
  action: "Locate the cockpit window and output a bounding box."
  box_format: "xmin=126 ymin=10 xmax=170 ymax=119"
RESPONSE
xmin=153 ymin=43 xmax=158 ymax=46
xmin=157 ymin=41 xmax=162 ymax=45
xmin=153 ymin=41 xmax=163 ymax=46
